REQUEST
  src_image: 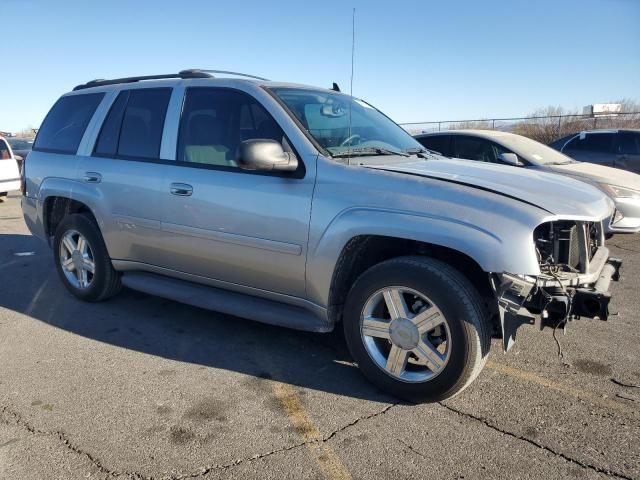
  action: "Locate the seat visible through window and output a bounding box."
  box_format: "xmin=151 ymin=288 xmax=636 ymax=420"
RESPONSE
xmin=184 ymin=114 xmax=232 ymax=166
xmin=177 ymin=88 xmax=285 ymax=168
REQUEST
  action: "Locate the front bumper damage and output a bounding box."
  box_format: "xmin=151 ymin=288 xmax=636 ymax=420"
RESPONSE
xmin=491 ymin=246 xmax=622 ymax=352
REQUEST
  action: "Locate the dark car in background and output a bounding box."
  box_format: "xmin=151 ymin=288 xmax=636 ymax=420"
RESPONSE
xmin=7 ymin=137 xmax=33 ymax=167
xmin=549 ymin=129 xmax=640 ymax=173
xmin=414 ymin=130 xmax=640 ymax=234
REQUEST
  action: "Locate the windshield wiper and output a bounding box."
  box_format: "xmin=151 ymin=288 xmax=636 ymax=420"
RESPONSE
xmin=405 ymin=147 xmax=438 ymax=158
xmin=332 ymin=147 xmax=410 ymax=158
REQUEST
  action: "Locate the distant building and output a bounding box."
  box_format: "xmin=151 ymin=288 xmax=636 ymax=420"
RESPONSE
xmin=582 ymin=104 xmax=622 ymax=117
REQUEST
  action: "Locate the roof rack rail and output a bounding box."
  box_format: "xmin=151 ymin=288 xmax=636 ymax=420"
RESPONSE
xmin=195 ymin=69 xmax=270 ymax=81
xmin=73 ymin=70 xmax=212 ymax=91
xmin=73 ymin=69 xmax=269 ymax=91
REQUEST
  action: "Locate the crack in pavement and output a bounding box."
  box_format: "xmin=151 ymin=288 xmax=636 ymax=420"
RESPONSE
xmin=439 ymin=402 xmax=635 ymax=480
xmin=0 ymin=401 xmax=396 ymax=480
xmin=322 ymin=403 xmax=397 ymax=443
xmin=608 ymin=243 xmax=640 ymax=254
xmin=396 ymin=438 xmax=427 ymax=460
xmin=177 ymin=402 xmax=397 ymax=479
xmin=0 ymin=404 xmax=122 ymax=478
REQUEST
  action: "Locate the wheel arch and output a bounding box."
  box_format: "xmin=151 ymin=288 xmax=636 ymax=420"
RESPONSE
xmin=324 ymin=234 xmax=498 ymax=328
xmin=38 ymin=178 xmax=105 ymax=246
xmin=43 ymin=196 xmax=97 ymax=240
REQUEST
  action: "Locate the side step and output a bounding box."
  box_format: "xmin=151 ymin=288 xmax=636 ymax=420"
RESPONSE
xmin=121 ymin=272 xmax=330 ymax=333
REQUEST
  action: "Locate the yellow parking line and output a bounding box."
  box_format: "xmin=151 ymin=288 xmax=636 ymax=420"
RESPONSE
xmin=270 ymin=381 xmax=352 ymax=480
xmin=486 ymin=361 xmax=638 ymax=415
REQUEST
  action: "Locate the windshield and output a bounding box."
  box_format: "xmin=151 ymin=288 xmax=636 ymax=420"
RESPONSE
xmin=269 ymin=87 xmax=424 ymax=157
xmin=499 ymin=134 xmax=575 ymax=165
xmin=8 ymin=138 xmax=33 ymax=151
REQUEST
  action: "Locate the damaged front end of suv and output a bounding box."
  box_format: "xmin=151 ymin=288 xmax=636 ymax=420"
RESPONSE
xmin=492 ymin=219 xmax=622 ymax=351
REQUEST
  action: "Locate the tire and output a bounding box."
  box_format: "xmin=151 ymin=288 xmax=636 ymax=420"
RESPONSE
xmin=53 ymin=213 xmax=121 ymax=302
xmin=343 ymin=256 xmax=491 ymax=402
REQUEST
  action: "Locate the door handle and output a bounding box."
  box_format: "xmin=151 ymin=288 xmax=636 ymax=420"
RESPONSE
xmin=170 ymin=183 xmax=193 ymax=196
xmin=83 ymin=172 xmax=102 ymax=183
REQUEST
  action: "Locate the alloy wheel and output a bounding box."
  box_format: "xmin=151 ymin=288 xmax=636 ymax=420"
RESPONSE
xmin=360 ymin=286 xmax=451 ymax=382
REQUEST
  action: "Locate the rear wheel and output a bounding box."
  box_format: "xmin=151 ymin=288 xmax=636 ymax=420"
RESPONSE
xmin=53 ymin=214 xmax=121 ymax=302
xmin=343 ymin=256 xmax=491 ymax=402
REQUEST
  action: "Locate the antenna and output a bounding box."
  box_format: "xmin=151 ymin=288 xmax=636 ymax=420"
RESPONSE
xmin=350 ymin=7 xmax=355 ymax=100
xmin=347 ymin=7 xmax=355 ymax=165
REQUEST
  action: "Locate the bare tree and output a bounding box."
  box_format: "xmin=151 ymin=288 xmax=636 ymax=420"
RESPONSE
xmin=448 ymin=120 xmax=493 ymax=131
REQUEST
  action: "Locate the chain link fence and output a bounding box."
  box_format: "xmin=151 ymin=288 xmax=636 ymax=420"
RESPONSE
xmin=399 ymin=112 xmax=640 ymax=144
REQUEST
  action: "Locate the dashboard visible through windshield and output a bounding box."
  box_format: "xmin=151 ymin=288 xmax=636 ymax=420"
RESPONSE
xmin=268 ymin=87 xmax=424 ymax=158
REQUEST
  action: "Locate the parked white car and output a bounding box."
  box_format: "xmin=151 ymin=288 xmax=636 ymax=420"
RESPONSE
xmin=0 ymin=136 xmax=21 ymax=199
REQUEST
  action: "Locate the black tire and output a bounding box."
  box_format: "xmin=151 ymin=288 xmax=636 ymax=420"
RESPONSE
xmin=343 ymin=256 xmax=491 ymax=402
xmin=53 ymin=213 xmax=121 ymax=302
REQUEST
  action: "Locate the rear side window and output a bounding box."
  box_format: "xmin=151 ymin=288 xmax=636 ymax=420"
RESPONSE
xmin=94 ymin=88 xmax=171 ymax=160
xmin=566 ymin=133 xmax=616 ymax=153
xmin=416 ymin=135 xmax=450 ymax=155
xmin=0 ymin=139 xmax=10 ymax=159
xmin=33 ymin=93 xmax=104 ymax=154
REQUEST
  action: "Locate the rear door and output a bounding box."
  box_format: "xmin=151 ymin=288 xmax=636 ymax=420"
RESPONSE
xmin=616 ymin=131 xmax=640 ymax=173
xmin=562 ymin=132 xmax=617 ymax=167
xmin=160 ymin=86 xmax=314 ymax=297
xmin=77 ymin=87 xmax=171 ymax=266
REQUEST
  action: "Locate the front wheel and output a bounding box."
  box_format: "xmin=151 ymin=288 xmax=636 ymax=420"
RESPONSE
xmin=343 ymin=256 xmax=491 ymax=402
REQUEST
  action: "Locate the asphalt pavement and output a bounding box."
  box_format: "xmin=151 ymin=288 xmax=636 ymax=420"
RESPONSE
xmin=1 ymin=192 xmax=638 ymax=480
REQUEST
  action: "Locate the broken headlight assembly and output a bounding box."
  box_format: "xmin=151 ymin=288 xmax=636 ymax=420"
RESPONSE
xmin=492 ymin=220 xmax=622 ymax=351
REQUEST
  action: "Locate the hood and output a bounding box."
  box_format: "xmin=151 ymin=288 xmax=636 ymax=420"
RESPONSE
xmin=367 ymin=157 xmax=613 ymax=219
xmin=544 ymin=162 xmax=640 ymax=191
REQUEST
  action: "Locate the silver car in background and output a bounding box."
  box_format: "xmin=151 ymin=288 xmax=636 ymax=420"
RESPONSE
xmin=415 ymin=130 xmax=640 ymax=234
xmin=22 ymin=70 xmax=620 ymax=402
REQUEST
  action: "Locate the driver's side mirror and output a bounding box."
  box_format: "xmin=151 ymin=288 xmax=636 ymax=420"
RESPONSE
xmin=238 ymin=139 xmax=298 ymax=172
xmin=498 ymin=152 xmax=523 ymax=166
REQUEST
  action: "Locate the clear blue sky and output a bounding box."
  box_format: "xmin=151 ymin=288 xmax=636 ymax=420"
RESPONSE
xmin=2 ymin=0 xmax=638 ymax=132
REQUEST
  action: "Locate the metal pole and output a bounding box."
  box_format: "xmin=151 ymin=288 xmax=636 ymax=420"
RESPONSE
xmin=558 ymin=116 xmax=562 ymax=137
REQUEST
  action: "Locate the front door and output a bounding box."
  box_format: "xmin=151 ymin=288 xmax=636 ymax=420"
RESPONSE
xmin=160 ymin=87 xmax=315 ymax=297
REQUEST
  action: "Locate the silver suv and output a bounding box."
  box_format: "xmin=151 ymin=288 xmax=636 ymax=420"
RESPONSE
xmin=22 ymin=70 xmax=621 ymax=401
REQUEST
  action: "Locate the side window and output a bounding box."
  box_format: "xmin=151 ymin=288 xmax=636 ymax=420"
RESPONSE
xmin=452 ymin=136 xmax=499 ymax=162
xmin=563 ymin=136 xmax=580 ymax=151
xmin=416 ymin=135 xmax=450 ymax=155
xmin=618 ymin=132 xmax=640 ymax=155
xmin=177 ymin=88 xmax=285 ymax=168
xmin=490 ymin=142 xmax=513 ymax=164
xmin=0 ymin=139 xmax=11 ymax=159
xmin=570 ymin=133 xmax=616 ymax=153
xmin=94 ymin=91 xmax=129 ymax=157
xmin=33 ymin=93 xmax=104 ymax=154
xmin=94 ymin=88 xmax=171 ymax=159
